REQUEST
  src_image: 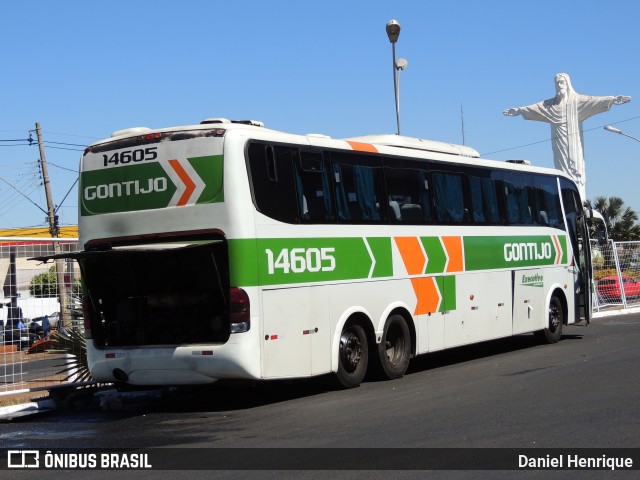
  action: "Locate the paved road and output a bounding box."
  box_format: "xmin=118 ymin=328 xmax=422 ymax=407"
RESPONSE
xmin=2 ymin=313 xmax=639 ymax=479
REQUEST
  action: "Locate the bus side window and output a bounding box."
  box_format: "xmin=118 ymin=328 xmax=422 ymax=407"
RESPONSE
xmin=294 ymin=150 xmax=335 ymax=223
xmin=468 ymin=167 xmax=504 ymax=224
xmin=502 ymin=172 xmax=535 ymax=226
xmin=432 ymin=170 xmax=469 ymax=224
xmin=384 ymin=159 xmax=432 ymax=224
xmin=331 ymin=153 xmax=387 ymax=224
xmin=247 ymin=142 xmax=299 ymax=223
xmin=534 ymin=174 xmax=564 ymax=229
xmin=560 ymin=178 xmax=581 ymax=256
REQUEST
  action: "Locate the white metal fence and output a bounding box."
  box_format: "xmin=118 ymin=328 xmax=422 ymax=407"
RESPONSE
xmin=592 ymin=239 xmax=640 ymax=313
xmin=0 ymin=237 xmax=84 ymax=397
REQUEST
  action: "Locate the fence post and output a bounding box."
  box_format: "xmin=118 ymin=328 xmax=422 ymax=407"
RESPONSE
xmin=611 ymin=241 xmax=628 ymax=308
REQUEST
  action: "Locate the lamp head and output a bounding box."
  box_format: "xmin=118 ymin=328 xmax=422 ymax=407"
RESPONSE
xmin=386 ymin=19 xmax=401 ymax=43
xmin=395 ymin=58 xmax=408 ymax=70
xmin=604 ymin=125 xmax=623 ymax=134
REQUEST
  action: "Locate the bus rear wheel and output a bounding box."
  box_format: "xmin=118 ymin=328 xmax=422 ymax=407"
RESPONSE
xmin=336 ymin=324 xmax=368 ymax=388
xmin=538 ymin=295 xmax=564 ymax=344
xmin=377 ymin=314 xmax=411 ymax=379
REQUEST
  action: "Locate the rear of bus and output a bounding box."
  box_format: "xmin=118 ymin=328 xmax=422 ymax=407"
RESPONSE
xmin=78 ymin=121 xmax=260 ymax=386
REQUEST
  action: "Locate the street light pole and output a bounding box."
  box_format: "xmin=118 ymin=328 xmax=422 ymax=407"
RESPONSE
xmin=604 ymin=124 xmax=640 ymax=143
xmin=386 ymin=20 xmax=402 ymax=135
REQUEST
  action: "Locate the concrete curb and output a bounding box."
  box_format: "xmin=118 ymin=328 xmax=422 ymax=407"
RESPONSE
xmin=0 ymin=398 xmax=56 ymax=421
xmin=592 ymin=306 xmax=640 ymax=318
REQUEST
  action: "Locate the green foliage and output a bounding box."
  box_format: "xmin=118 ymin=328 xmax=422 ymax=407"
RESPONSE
xmin=29 ymin=266 xmax=81 ymax=298
xmin=51 ymin=327 xmax=91 ymax=383
xmin=29 ymin=266 xmax=57 ymax=298
xmin=585 ymin=196 xmax=640 ymax=241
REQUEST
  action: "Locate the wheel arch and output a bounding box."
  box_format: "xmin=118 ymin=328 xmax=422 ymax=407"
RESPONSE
xmin=548 ymin=286 xmax=568 ymax=326
xmin=331 ymin=308 xmax=375 ymax=373
xmin=384 ymin=306 xmax=417 ymax=357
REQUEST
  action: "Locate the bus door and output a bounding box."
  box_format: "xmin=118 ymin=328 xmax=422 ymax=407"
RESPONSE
xmin=560 ymin=179 xmax=592 ymax=324
xmin=576 ymin=212 xmax=593 ymax=324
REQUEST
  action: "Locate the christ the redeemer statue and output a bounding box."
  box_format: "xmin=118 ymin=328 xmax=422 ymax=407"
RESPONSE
xmin=504 ymin=73 xmax=630 ymax=200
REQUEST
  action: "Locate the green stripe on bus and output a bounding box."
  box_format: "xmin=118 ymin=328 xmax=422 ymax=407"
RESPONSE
xmin=367 ymin=237 xmax=393 ymax=278
xmin=228 ymin=234 xmax=569 ymax=287
xmin=421 ymin=237 xmax=447 ymax=274
xmin=229 ymin=237 xmax=392 ymax=287
xmin=464 ymin=235 xmax=567 ymax=270
xmin=189 ymin=155 xmax=224 ymax=204
xmin=436 ymin=275 xmax=456 ymax=312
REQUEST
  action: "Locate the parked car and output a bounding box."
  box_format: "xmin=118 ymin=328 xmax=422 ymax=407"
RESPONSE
xmin=3 ymin=323 xmax=39 ymax=351
xmin=596 ymin=275 xmax=640 ymax=301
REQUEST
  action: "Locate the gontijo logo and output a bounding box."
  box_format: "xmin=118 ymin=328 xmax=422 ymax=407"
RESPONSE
xmin=80 ymin=154 xmax=223 ymax=216
xmin=503 ymin=241 xmax=553 ymax=262
xmin=464 ymin=235 xmax=567 ymax=270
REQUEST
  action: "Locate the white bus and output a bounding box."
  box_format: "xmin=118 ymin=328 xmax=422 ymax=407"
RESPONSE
xmin=44 ymin=118 xmax=599 ymax=388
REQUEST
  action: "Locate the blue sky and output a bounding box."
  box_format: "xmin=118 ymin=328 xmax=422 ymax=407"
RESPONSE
xmin=2 ymin=0 xmax=640 ymax=230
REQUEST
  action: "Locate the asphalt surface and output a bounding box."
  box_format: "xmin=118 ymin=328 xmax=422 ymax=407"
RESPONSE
xmin=1 ymin=313 xmax=639 ymax=479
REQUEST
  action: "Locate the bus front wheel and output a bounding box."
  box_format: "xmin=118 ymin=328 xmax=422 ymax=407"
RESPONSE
xmin=336 ymin=324 xmax=368 ymax=388
xmin=538 ymin=295 xmax=564 ymax=344
xmin=377 ymin=314 xmax=411 ymax=379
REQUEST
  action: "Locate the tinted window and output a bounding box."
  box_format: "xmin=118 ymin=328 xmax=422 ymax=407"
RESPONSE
xmin=560 ymin=177 xmax=582 ymax=257
xmin=432 ymin=168 xmax=469 ymax=224
xmin=330 ymin=152 xmax=387 ymax=224
xmin=501 ymin=172 xmax=537 ymax=225
xmin=247 ymin=143 xmax=298 ymax=223
xmin=533 ymin=175 xmax=564 ymax=230
xmin=294 ymin=149 xmax=335 ymax=223
xmin=384 ymin=158 xmax=432 ymax=224
xmin=468 ymin=168 xmax=504 ymax=224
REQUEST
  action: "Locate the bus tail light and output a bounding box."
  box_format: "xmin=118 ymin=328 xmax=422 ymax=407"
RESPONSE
xmin=230 ymin=288 xmax=250 ymax=333
xmin=82 ymin=296 xmax=92 ymax=339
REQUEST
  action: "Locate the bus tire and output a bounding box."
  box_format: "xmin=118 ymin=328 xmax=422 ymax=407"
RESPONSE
xmin=377 ymin=314 xmax=411 ymax=379
xmin=538 ymin=295 xmax=564 ymax=344
xmin=336 ymin=323 xmax=368 ymax=388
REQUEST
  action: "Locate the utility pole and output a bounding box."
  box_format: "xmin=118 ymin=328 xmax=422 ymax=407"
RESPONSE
xmin=35 ymin=122 xmax=68 ymax=328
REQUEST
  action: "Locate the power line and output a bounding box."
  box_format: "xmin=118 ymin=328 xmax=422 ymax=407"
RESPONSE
xmin=48 ymin=162 xmax=77 ymax=173
xmin=481 ymin=114 xmax=640 ymax=157
xmin=43 ymin=145 xmax=85 ymax=152
xmin=44 ymin=140 xmax=88 ymax=147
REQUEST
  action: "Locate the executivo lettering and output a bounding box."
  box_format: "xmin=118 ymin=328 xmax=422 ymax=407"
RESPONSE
xmin=521 ymin=273 xmax=544 ymax=288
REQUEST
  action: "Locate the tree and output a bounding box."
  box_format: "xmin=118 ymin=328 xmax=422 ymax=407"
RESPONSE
xmin=585 ymin=196 xmax=640 ymax=241
xmin=29 ymin=265 xmax=81 ymax=298
xmin=30 ymin=266 xmax=58 ymax=298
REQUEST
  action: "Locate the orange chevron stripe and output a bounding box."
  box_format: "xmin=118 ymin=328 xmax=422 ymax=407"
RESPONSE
xmin=168 ymin=159 xmax=196 ymax=206
xmin=346 ymin=141 xmax=378 ymax=153
xmin=552 ymin=235 xmax=562 ymax=264
xmin=442 ymin=236 xmax=464 ymax=272
xmin=395 ymin=237 xmax=426 ymax=275
xmin=411 ymin=277 xmax=441 ymax=315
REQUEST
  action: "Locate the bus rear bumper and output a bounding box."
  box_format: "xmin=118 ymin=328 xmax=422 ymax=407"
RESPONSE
xmin=88 ymin=338 xmax=261 ymax=386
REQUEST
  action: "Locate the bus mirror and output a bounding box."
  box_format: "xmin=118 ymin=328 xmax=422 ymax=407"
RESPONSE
xmin=585 ymin=207 xmax=594 ymax=220
xmin=589 ymin=209 xmax=608 ymax=246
